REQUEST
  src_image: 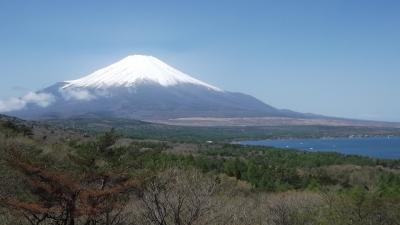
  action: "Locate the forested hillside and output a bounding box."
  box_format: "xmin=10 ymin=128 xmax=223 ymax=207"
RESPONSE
xmin=46 ymin=117 xmax=400 ymax=142
xmin=1 ymin=116 xmax=400 ymax=225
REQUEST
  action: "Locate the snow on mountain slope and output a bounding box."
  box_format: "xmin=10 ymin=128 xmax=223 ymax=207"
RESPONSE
xmin=63 ymin=55 xmax=222 ymax=91
xmin=6 ymin=54 xmax=314 ymax=120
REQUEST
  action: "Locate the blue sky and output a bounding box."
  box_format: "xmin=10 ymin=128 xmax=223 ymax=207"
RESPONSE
xmin=0 ymin=0 xmax=399 ymax=121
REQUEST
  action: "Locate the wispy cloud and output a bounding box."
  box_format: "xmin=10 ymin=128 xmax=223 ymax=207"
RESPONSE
xmin=0 ymin=92 xmax=55 ymax=113
xmin=59 ymin=88 xmax=96 ymax=101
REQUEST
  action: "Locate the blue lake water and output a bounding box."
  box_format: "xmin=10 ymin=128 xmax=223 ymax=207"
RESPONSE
xmin=240 ymin=137 xmax=400 ymax=159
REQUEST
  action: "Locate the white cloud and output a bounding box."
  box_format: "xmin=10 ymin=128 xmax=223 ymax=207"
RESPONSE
xmin=0 ymin=98 xmax=25 ymax=112
xmin=23 ymin=92 xmax=54 ymax=107
xmin=0 ymin=92 xmax=55 ymax=113
xmin=59 ymin=88 xmax=96 ymax=101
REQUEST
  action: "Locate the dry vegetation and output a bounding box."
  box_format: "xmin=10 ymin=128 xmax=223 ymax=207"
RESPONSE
xmin=1 ymin=116 xmax=400 ymax=225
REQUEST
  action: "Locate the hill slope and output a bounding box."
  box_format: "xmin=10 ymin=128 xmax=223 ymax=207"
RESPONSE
xmin=7 ymin=55 xmax=311 ymax=120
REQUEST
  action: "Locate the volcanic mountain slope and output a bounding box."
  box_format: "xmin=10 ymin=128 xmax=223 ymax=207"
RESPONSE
xmin=8 ymin=55 xmax=309 ymax=120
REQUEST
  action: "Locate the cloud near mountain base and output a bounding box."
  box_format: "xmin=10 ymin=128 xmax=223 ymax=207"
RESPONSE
xmin=59 ymin=88 xmax=96 ymax=101
xmin=0 ymin=92 xmax=55 ymax=113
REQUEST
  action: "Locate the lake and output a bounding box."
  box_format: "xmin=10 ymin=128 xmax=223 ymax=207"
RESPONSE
xmin=240 ymin=136 xmax=400 ymax=159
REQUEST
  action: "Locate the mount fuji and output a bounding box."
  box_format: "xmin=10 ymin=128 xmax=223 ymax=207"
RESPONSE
xmin=8 ymin=55 xmax=311 ymax=121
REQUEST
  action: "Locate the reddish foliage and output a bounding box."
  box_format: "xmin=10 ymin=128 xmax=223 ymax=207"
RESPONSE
xmin=6 ymin=199 xmax=51 ymax=214
xmin=3 ymin=147 xmax=139 ymax=225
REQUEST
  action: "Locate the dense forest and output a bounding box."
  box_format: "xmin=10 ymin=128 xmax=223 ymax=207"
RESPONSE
xmin=1 ymin=115 xmax=400 ymax=225
xmin=46 ymin=117 xmax=400 ymax=142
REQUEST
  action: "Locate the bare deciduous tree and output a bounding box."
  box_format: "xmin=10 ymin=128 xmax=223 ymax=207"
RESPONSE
xmin=134 ymin=168 xmax=219 ymax=225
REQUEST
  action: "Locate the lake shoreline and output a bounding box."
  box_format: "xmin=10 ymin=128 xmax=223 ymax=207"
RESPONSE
xmin=232 ymin=135 xmax=400 ymax=143
xmin=237 ymin=136 xmax=400 ymax=159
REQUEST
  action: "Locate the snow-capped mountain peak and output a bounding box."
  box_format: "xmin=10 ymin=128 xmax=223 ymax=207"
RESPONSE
xmin=6 ymin=54 xmax=307 ymax=121
xmin=63 ymin=55 xmax=222 ymax=91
